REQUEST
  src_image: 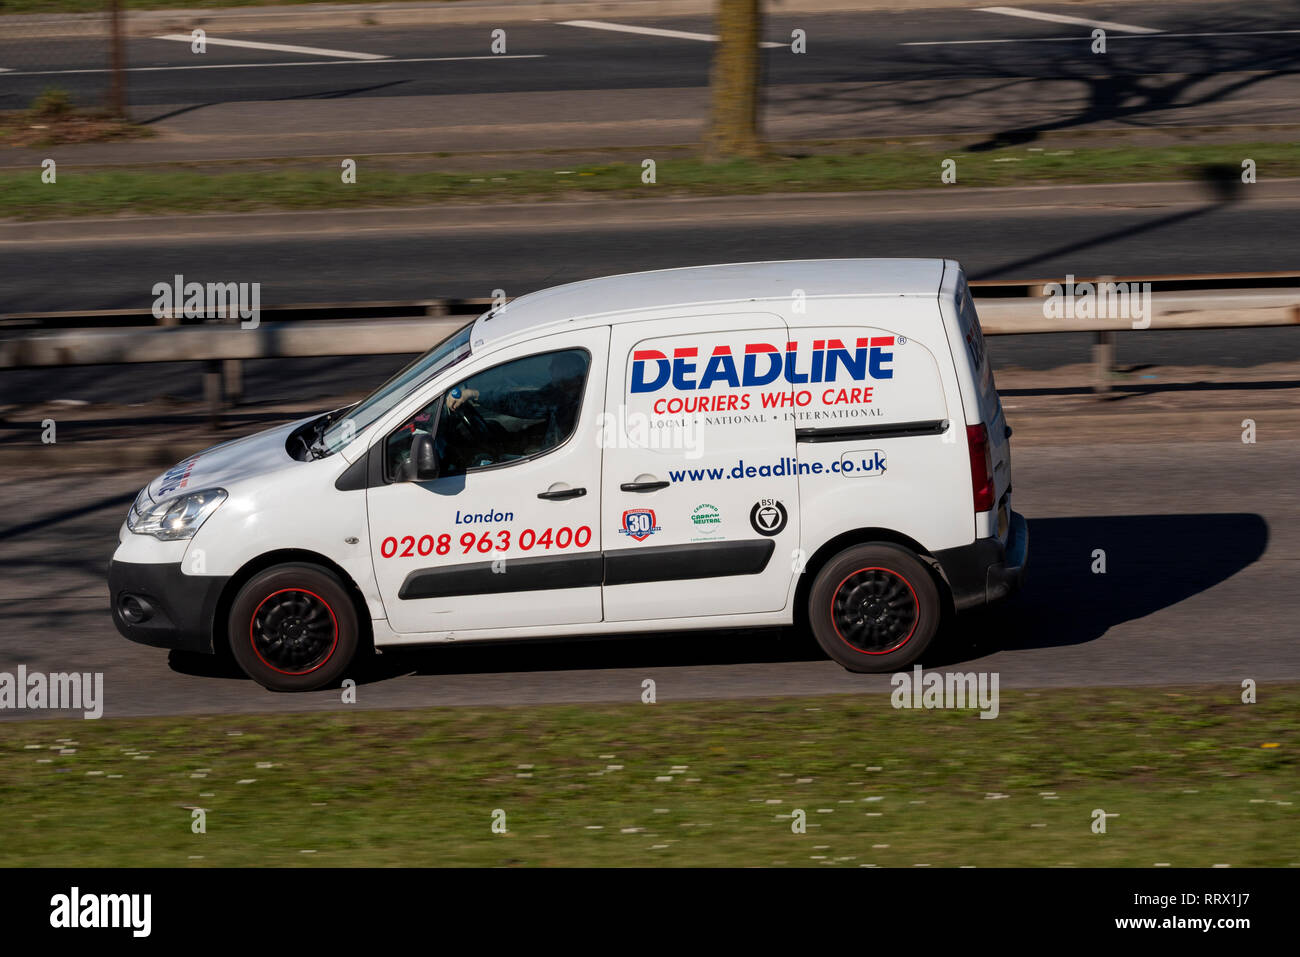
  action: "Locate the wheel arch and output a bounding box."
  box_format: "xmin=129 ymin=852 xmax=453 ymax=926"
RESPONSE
xmin=794 ymin=527 xmax=952 ymax=628
xmin=213 ymin=549 xmax=374 ymax=656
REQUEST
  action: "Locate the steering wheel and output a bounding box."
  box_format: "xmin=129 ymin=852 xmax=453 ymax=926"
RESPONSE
xmin=447 ymin=398 xmax=499 ymax=463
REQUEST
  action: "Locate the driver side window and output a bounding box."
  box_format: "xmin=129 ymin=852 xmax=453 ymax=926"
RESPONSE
xmin=386 ymin=348 xmax=590 ymax=479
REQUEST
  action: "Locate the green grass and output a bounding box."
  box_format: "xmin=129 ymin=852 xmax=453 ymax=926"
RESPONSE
xmin=0 ymin=685 xmax=1294 ymax=867
xmin=0 ymin=141 xmax=1296 ymax=220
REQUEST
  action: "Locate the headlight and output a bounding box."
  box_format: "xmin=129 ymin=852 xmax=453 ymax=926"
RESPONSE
xmin=128 ymin=487 xmax=151 ymax=526
xmin=127 ymin=488 xmax=227 ymax=541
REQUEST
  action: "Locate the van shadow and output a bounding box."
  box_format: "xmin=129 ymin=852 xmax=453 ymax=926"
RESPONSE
xmin=169 ymin=513 xmax=1267 ymax=684
xmin=353 ymin=512 xmax=1268 ymax=681
xmin=928 ymin=512 xmax=1269 ymax=668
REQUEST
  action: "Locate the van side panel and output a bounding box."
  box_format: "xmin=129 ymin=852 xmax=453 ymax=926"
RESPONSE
xmin=787 ymin=296 xmax=976 ymax=585
xmin=600 ymin=312 xmax=803 ymax=622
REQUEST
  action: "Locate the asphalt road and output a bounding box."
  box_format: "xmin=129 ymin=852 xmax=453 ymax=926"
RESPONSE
xmin=12 ymin=190 xmax=1295 ymax=311
xmin=2 ymin=2 xmax=1294 ymax=103
xmin=4 ymin=2 xmax=1300 ymax=157
xmin=0 ymin=429 xmax=1295 ymax=721
xmin=3 ymin=183 xmax=1298 ymax=407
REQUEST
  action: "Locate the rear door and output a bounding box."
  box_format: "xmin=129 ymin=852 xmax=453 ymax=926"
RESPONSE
xmin=952 ymin=277 xmax=1012 ymax=540
xmin=600 ymin=313 xmax=801 ymax=623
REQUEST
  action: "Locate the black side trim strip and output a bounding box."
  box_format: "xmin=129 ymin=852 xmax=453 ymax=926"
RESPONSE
xmin=397 ymin=540 xmax=776 ymax=599
xmin=604 ymin=540 xmax=774 ymax=587
xmin=796 ymin=418 xmax=949 ymax=443
xmin=399 ymin=553 xmax=603 ymax=600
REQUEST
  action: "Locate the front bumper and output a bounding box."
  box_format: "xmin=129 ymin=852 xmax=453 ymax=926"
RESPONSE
xmin=934 ymin=511 xmax=1029 ymax=612
xmin=108 ymin=560 xmax=229 ymax=654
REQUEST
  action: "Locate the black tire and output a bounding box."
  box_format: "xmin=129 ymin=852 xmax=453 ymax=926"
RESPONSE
xmin=807 ymin=543 xmax=941 ymax=673
xmin=227 ymin=563 xmax=360 ymax=692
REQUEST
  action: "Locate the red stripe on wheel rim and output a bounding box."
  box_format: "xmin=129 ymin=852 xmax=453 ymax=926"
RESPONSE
xmin=829 ymin=566 xmax=919 ymax=655
xmin=249 ymin=587 xmax=339 ymax=676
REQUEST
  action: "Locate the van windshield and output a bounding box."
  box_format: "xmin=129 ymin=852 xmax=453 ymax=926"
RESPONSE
xmin=317 ymin=319 xmax=475 ymax=454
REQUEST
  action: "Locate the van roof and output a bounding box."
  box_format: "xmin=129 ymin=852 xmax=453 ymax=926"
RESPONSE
xmin=474 ymin=259 xmax=951 ymax=346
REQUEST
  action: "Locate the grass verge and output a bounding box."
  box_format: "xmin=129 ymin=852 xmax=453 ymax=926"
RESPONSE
xmin=0 ymin=684 xmax=1294 ymax=866
xmin=0 ymin=141 xmax=1296 ymax=220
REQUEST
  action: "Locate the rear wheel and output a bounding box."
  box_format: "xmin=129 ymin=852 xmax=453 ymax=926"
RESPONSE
xmin=807 ymin=543 xmax=941 ymax=673
xmin=228 ymin=563 xmax=360 ymax=692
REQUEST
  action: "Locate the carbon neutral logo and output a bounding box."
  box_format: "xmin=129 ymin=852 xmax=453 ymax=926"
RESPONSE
xmin=689 ymin=503 xmax=722 ymax=540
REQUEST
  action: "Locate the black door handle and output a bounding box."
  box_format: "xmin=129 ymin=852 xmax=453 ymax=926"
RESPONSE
xmin=538 ymin=487 xmax=586 ymax=500
xmin=621 ymin=480 xmax=670 ymax=492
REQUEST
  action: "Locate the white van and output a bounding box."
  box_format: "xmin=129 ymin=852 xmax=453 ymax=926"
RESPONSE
xmin=109 ymin=260 xmax=1026 ymax=691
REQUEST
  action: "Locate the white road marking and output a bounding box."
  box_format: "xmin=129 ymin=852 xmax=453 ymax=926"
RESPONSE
xmin=976 ymin=6 xmax=1159 ymax=34
xmin=3 ymin=55 xmax=544 ymax=77
xmin=154 ymin=34 xmax=388 ymax=60
xmin=903 ymin=28 xmax=1300 ymax=46
xmin=560 ymin=19 xmax=785 ymax=48
xmin=904 ymin=36 xmax=1094 ymax=45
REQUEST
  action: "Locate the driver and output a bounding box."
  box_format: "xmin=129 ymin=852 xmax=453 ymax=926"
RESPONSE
xmin=446 ymin=351 xmax=586 ymax=432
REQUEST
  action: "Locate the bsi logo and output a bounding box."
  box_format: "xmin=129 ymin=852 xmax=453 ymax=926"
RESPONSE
xmin=50 ymin=887 xmax=151 ymax=937
xmin=749 ymin=499 xmax=788 ymax=536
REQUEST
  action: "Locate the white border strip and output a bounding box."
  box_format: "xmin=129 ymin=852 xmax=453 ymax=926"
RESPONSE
xmin=976 ymin=7 xmax=1159 ymax=35
xmin=3 ymin=55 xmax=545 ymax=77
xmin=154 ymin=34 xmax=388 ymax=61
xmin=560 ymin=19 xmax=785 ymax=48
xmin=903 ymin=28 xmax=1300 ymax=46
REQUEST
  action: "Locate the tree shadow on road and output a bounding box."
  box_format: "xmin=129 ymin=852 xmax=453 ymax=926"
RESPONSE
xmin=784 ymin=17 xmax=1300 ymax=149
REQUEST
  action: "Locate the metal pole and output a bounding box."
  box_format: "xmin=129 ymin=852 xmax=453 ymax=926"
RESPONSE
xmin=108 ymin=0 xmax=126 ymax=118
xmin=1093 ymin=330 xmax=1115 ymax=394
xmin=222 ymin=359 xmax=243 ymax=406
xmin=205 ymin=360 xmax=224 ymax=428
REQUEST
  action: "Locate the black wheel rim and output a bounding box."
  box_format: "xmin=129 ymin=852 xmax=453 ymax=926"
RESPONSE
xmin=830 ymin=567 xmax=919 ymax=654
xmin=250 ymin=588 xmax=338 ymax=675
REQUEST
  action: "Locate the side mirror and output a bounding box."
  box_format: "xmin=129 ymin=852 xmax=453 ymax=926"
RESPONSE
xmin=410 ymin=433 xmax=439 ymax=481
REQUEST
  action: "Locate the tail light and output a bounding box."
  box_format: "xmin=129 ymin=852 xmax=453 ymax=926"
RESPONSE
xmin=966 ymin=424 xmax=995 ymax=513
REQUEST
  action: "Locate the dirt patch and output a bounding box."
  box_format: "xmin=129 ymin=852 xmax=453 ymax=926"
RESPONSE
xmin=0 ymin=108 xmax=154 ymax=148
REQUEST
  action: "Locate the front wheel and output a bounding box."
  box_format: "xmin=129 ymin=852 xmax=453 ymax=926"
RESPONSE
xmin=228 ymin=563 xmax=360 ymax=692
xmin=807 ymin=543 xmax=941 ymax=673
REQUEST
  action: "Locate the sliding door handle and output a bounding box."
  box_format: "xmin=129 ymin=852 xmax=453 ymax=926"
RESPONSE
xmin=620 ymin=480 xmax=669 ymax=492
xmin=538 ymin=487 xmax=586 ymax=500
